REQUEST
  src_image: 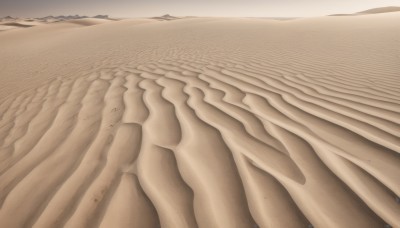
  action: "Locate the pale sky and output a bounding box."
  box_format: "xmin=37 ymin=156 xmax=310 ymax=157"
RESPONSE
xmin=1 ymin=0 xmax=400 ymax=18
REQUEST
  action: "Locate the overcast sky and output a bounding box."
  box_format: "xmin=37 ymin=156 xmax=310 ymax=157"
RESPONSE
xmin=1 ymin=0 xmax=399 ymax=18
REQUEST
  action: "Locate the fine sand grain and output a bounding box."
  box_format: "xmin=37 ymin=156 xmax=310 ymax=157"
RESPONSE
xmin=0 ymin=12 xmax=399 ymax=228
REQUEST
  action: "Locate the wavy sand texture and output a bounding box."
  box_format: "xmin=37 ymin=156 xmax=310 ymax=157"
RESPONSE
xmin=0 ymin=12 xmax=399 ymax=228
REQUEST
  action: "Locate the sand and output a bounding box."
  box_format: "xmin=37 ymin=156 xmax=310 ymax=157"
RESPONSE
xmin=0 ymin=11 xmax=399 ymax=228
xmin=357 ymin=6 xmax=400 ymax=14
xmin=330 ymin=6 xmax=400 ymax=16
xmin=0 ymin=17 xmax=113 ymax=32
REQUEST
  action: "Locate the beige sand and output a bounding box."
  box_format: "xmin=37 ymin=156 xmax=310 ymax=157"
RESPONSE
xmin=357 ymin=6 xmax=400 ymax=14
xmin=0 ymin=11 xmax=399 ymax=228
xmin=0 ymin=17 xmax=113 ymax=32
xmin=330 ymin=6 xmax=400 ymax=16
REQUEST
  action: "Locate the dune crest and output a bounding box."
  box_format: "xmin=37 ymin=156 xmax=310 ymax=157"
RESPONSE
xmin=330 ymin=6 xmax=400 ymax=16
xmin=357 ymin=6 xmax=400 ymax=14
xmin=0 ymin=14 xmax=400 ymax=228
xmin=152 ymin=14 xmax=181 ymax=21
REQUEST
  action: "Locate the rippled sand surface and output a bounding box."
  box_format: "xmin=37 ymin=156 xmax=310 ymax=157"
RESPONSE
xmin=0 ymin=13 xmax=399 ymax=228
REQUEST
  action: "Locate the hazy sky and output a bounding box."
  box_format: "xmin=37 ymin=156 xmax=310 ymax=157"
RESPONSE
xmin=1 ymin=0 xmax=400 ymax=18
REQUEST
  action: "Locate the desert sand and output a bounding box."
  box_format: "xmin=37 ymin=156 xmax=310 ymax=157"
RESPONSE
xmin=330 ymin=6 xmax=400 ymax=16
xmin=0 ymin=9 xmax=399 ymax=228
xmin=0 ymin=15 xmax=113 ymax=32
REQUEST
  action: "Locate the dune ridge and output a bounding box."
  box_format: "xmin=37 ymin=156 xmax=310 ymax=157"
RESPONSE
xmin=330 ymin=6 xmax=400 ymax=16
xmin=357 ymin=6 xmax=400 ymax=14
xmin=0 ymin=12 xmax=400 ymax=228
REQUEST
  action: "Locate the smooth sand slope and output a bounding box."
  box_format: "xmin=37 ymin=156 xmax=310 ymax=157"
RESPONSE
xmin=0 ymin=12 xmax=399 ymax=228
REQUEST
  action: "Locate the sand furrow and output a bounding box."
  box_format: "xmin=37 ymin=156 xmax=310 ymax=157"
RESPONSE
xmin=122 ymin=74 xmax=149 ymax=124
xmin=204 ymin=68 xmax=400 ymax=146
xmin=64 ymin=123 xmax=142 ymax=228
xmin=220 ymin=68 xmax=400 ymax=123
xmin=99 ymin=173 xmax=160 ymax=228
xmin=162 ymin=72 xmax=287 ymax=153
xmin=0 ymin=78 xmax=73 ymax=173
xmin=137 ymin=142 xmax=198 ymax=228
xmin=232 ymin=153 xmax=310 ymax=228
xmin=243 ymin=93 xmax=400 ymax=194
xmin=242 ymin=95 xmax=393 ymax=227
xmin=200 ymin=69 xmax=400 ymax=139
xmin=158 ymin=80 xmax=257 ymax=227
xmin=0 ymin=77 xmax=92 ymax=207
xmin=248 ymin=92 xmax=399 ymax=189
xmin=0 ymin=78 xmax=108 ymax=227
xmin=139 ymin=79 xmax=182 ymax=148
xmin=33 ymin=77 xmax=126 ymax=228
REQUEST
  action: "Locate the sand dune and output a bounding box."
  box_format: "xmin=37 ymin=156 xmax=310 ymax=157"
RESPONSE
xmin=65 ymin=18 xmax=113 ymax=26
xmin=330 ymin=6 xmax=400 ymax=16
xmin=1 ymin=22 xmax=35 ymax=28
xmin=0 ymin=15 xmax=115 ymax=32
xmin=0 ymin=11 xmax=399 ymax=228
xmin=358 ymin=6 xmax=400 ymax=14
xmin=152 ymin=14 xmax=181 ymax=21
xmin=0 ymin=21 xmax=41 ymax=32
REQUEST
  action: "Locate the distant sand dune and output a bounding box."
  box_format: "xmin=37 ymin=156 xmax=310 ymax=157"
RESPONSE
xmin=0 ymin=22 xmax=37 ymax=32
xmin=0 ymin=11 xmax=399 ymax=228
xmin=65 ymin=18 xmax=113 ymax=26
xmin=358 ymin=6 xmax=400 ymax=14
xmin=1 ymin=22 xmax=34 ymax=28
xmin=330 ymin=6 xmax=400 ymax=16
xmin=151 ymin=14 xmax=181 ymax=21
xmin=0 ymin=16 xmax=115 ymax=32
